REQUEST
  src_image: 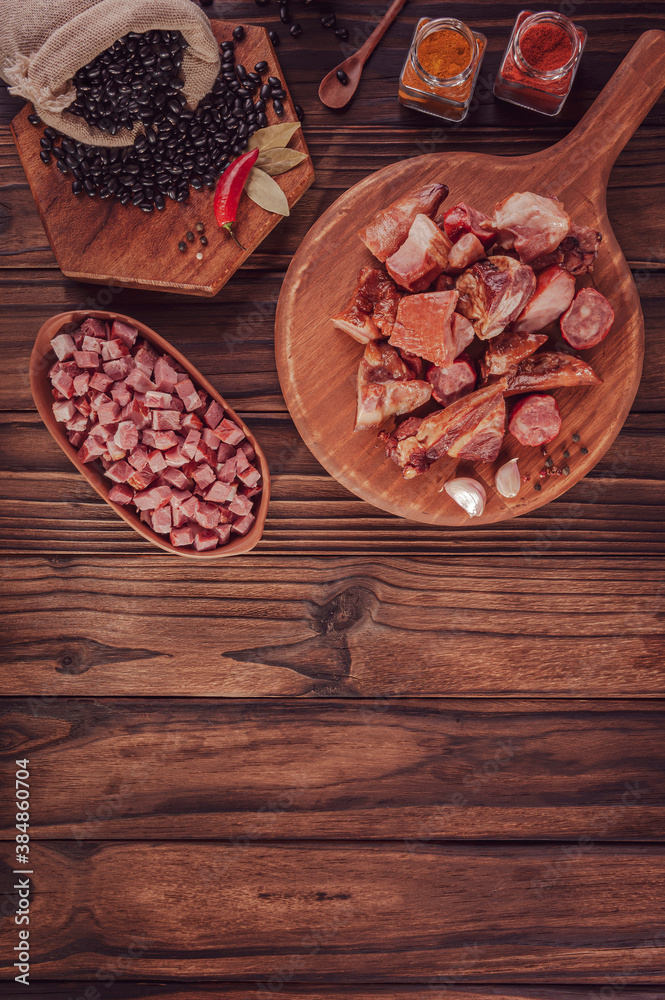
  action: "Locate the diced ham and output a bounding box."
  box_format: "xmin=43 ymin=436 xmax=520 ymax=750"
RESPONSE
xmin=73 ymin=350 xmax=100 ymax=369
xmin=125 ymin=368 xmax=155 ymax=393
xmin=181 ymin=430 xmax=201 ymax=460
xmin=147 ymin=449 xmax=168 ymax=473
xmin=237 ymin=465 xmax=262 ymax=488
xmin=231 ymin=513 xmax=256 ymax=536
xmin=164 ymin=446 xmax=188 ymax=468
xmin=238 ymin=441 xmax=255 ymax=462
xmin=204 ymin=400 xmax=225 ymax=429
xmin=90 ymin=391 xmax=111 ymax=412
xmin=180 ymin=495 xmax=201 ymax=519
xmin=106 ymin=460 xmax=134 ymax=483
xmin=229 ymin=493 xmax=253 ymax=516
xmin=78 ymin=437 xmax=106 ymax=462
xmin=104 ymin=357 xmax=134 ymax=381
xmin=108 ymin=483 xmax=134 ymax=505
xmin=170 ymin=489 xmax=193 ymax=509
xmin=217 ymin=457 xmax=237 ymax=482
xmin=386 ymin=214 xmax=452 ymax=293
xmin=175 ymin=378 xmax=201 ymax=411
xmin=133 ymin=484 xmax=173 ymax=511
xmin=192 ymin=464 xmax=217 ymax=490
xmin=120 ymin=398 xmax=150 ymax=429
xmin=111 ymin=381 xmax=132 ymax=407
xmin=128 ymin=446 xmax=150 ymax=471
xmin=101 ymin=339 xmax=129 ymax=361
xmin=135 ymin=346 xmax=156 ymax=373
xmin=193 ymin=528 xmax=219 ymax=551
xmin=111 ymin=320 xmax=138 ymax=348
xmin=90 ymin=372 xmax=114 ymax=393
xmin=205 ymin=480 xmax=238 ymax=503
xmin=82 ymin=335 xmax=103 ymax=353
xmin=194 ymin=440 xmax=217 ymax=465
xmin=51 ymin=333 xmax=76 ymax=360
xmin=201 ymin=427 xmax=221 ymax=450
xmin=127 ymin=468 xmax=157 ymax=491
xmin=97 ymin=401 xmax=121 ymax=425
xmin=181 ymin=412 xmax=203 ymax=433
xmin=53 ymin=399 xmax=76 ymax=422
xmin=80 ymin=317 xmax=107 ymax=341
xmin=171 ymin=524 xmax=197 ymax=547
xmin=76 ymin=396 xmax=92 ymax=417
xmin=145 ymin=390 xmax=173 ymax=409
xmin=235 ymin=449 xmax=250 ymax=474
xmin=52 ymin=369 xmax=75 ymax=398
xmin=193 ymin=502 xmax=221 ymax=529
xmin=153 ymin=356 xmax=179 ymax=392
xmin=68 ymin=430 xmax=86 ymax=448
xmin=66 ymin=412 xmax=88 ymax=433
xmin=170 ymin=506 xmax=189 ymax=528
xmin=161 ymin=468 xmax=190 ymax=489
xmin=73 ymin=372 xmax=90 ymax=396
xmin=151 ymin=505 xmax=172 ymax=534
xmin=114 ymin=421 xmax=139 ymax=452
xmin=216 ymin=524 xmax=232 ymax=545
xmin=152 ymin=409 xmax=181 ymax=431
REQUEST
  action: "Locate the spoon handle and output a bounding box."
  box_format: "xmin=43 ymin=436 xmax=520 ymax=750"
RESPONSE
xmin=355 ymin=0 xmax=410 ymax=65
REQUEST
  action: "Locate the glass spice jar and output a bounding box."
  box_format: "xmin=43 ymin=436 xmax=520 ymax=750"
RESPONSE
xmin=494 ymin=10 xmax=587 ymax=116
xmin=399 ymin=17 xmax=487 ymax=123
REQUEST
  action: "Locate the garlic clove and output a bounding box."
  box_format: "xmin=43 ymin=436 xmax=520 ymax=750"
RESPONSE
xmin=495 ymin=457 xmax=521 ymax=498
xmin=444 ymin=477 xmax=486 ymax=517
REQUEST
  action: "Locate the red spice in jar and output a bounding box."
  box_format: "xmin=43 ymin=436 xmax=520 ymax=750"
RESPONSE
xmin=519 ymin=21 xmax=573 ymax=71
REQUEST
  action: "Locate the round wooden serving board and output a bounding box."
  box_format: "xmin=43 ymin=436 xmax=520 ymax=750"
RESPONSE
xmin=276 ymin=30 xmax=665 ymax=527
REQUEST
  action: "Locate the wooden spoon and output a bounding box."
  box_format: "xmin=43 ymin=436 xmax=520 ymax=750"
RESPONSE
xmin=318 ymin=0 xmax=409 ymax=109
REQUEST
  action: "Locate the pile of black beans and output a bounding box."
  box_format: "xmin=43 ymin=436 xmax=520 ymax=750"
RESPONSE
xmin=32 ymin=30 xmax=291 ymax=214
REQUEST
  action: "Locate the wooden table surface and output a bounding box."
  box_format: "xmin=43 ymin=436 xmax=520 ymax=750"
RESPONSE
xmin=1 ymin=1 xmax=664 ymax=997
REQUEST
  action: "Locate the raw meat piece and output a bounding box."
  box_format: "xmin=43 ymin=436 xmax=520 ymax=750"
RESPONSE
xmin=151 ymin=506 xmax=172 ymax=534
xmin=127 ymin=469 xmax=157 ymax=491
xmin=175 ymin=378 xmax=201 ymax=412
xmin=169 ymin=489 xmax=194 ymax=508
xmin=153 ymin=431 xmax=180 ymax=451
xmin=358 ymin=182 xmax=449 ymax=261
xmin=205 ymin=480 xmax=238 ymax=503
xmin=445 ymin=233 xmax=485 ymax=274
xmin=560 ymin=288 xmax=615 ymax=350
xmin=68 ymin=430 xmax=86 ymax=448
xmin=152 ymin=409 xmax=181 ymax=431
xmin=231 ymin=513 xmax=255 ymax=536
xmin=389 ymin=290 xmax=472 ymax=367
xmin=106 ymin=460 xmax=134 ymax=483
xmin=355 ymin=341 xmax=432 ymax=431
xmin=193 ymin=528 xmax=219 ymax=551
xmin=76 ymin=397 xmax=92 ymax=417
xmin=125 ymin=368 xmax=155 ymax=393
xmin=505 ymin=352 xmax=602 ymax=395
xmin=148 ymin=449 xmax=168 ymax=473
xmin=180 ymin=495 xmax=201 ymax=519
xmin=103 ymin=357 xmax=134 ymax=381
xmin=194 ymin=440 xmax=217 ymax=465
xmin=439 ymin=202 xmax=497 ymax=248
xmin=135 ymin=346 xmax=156 ymax=372
xmin=90 ymin=392 xmax=111 ymax=412
xmin=386 ymin=214 xmax=451 ymax=292
xmin=171 ymin=524 xmax=197 ymax=547
xmin=144 ymin=390 xmax=173 ymax=409
xmin=73 ymin=372 xmax=90 ymax=396
xmin=90 ymin=372 xmax=113 ymax=393
xmin=171 ymin=506 xmax=189 ymax=528
xmin=133 ymin=484 xmax=173 ymax=511
xmin=51 ymin=333 xmax=76 ymax=360
xmin=192 ymin=464 xmax=217 ymax=490
xmin=491 ymin=192 xmax=571 ymax=263
xmin=479 ymin=329 xmax=548 ymax=380
xmin=82 ymin=335 xmax=103 ymax=353
xmin=110 ymin=320 xmax=138 ymax=347
xmin=204 ymin=400 xmax=225 ymax=429
xmin=331 ymin=267 xmax=402 ymax=343
xmin=108 ymin=483 xmax=133 ymax=505
xmin=66 ymin=412 xmax=88 ymax=433
xmin=427 ymin=353 xmax=477 ymax=407
xmin=52 ymin=369 xmax=75 ymax=398
xmin=73 ymin=350 xmax=99 ymax=369
xmin=193 ymin=502 xmax=221 ymax=529
xmin=114 ymin=421 xmax=139 ymax=452
xmin=238 ymin=441 xmax=255 ymax=461
xmin=53 ymin=399 xmax=76 ymax=422
xmin=214 ymin=418 xmax=245 ymax=446
xmin=513 ymin=265 xmax=576 ymax=334
xmin=80 ymin=317 xmax=107 ymax=341
xmin=201 ymin=427 xmax=221 ymax=450
xmin=508 ymin=393 xmax=561 ymax=446
xmin=101 ymin=339 xmax=129 ymax=361
xmin=456 ymin=255 xmax=536 ymax=340
xmin=453 ymin=396 xmax=506 ymax=461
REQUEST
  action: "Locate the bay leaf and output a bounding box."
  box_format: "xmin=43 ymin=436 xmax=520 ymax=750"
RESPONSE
xmin=256 ymin=147 xmax=308 ymax=176
xmin=247 ymin=121 xmax=302 ymax=152
xmin=245 ymin=167 xmax=290 ymax=216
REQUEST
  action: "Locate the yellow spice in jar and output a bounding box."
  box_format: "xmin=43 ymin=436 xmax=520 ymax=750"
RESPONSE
xmin=417 ymin=28 xmax=472 ymax=78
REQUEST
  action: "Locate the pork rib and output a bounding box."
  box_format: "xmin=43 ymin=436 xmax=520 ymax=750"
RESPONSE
xmin=355 ymin=341 xmax=431 ymax=431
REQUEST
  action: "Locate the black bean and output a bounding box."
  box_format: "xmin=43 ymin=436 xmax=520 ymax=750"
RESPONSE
xmin=28 ymin=113 xmax=41 ymax=125
xmin=290 ymin=23 xmax=302 ymax=37
xmin=84 ymin=179 xmax=97 ymax=196
xmin=257 ymin=112 xmax=268 ymax=127
xmin=272 ymin=88 xmax=287 ymax=98
xmin=52 ymin=147 xmax=65 ymax=160
xmin=44 ymin=126 xmax=58 ymax=139
xmin=260 ymin=83 xmax=272 ymax=100
xmin=268 ymin=30 xmax=280 ymax=45
xmin=247 ymin=72 xmax=261 ymax=85
xmin=273 ymin=98 xmax=284 ymax=115
xmin=254 ymin=61 xmax=268 ymax=74
xmin=40 ymin=137 xmax=53 ymax=150
xmin=140 ymin=202 xmax=154 ymax=212
xmin=321 ymin=13 xmax=336 ymax=28
xmin=233 ymin=26 xmax=245 ymax=41
xmin=280 ymin=5 xmax=292 ymax=23
xmin=336 ymin=69 xmax=348 ymax=85
xmin=335 ymin=27 xmax=349 ymax=40
xmin=255 ymin=0 xmax=269 ymax=5
xmin=295 ymin=103 xmax=304 ymax=121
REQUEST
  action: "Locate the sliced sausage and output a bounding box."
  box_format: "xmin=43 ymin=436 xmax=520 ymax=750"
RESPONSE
xmin=508 ymin=393 xmax=561 ymax=447
xmin=427 ymin=353 xmax=477 ymax=407
xmin=560 ymin=287 xmax=615 ymax=350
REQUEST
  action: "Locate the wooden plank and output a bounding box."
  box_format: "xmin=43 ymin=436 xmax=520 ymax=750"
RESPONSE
xmin=3 ymin=988 xmax=665 ymax=1000
xmin=0 ymin=698 xmax=662 ymax=841
xmin=1 ymin=841 xmax=664 ymax=980
xmin=1 ymin=556 xmax=664 ymax=696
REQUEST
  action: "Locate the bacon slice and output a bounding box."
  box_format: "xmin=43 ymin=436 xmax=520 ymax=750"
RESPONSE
xmin=508 ymin=394 xmax=561 ymax=446
xmin=504 ymin=352 xmax=602 ymax=395
xmin=456 ymin=255 xmax=536 ymax=340
xmin=331 ymin=267 xmax=402 ymax=344
xmin=560 ymin=288 xmax=615 ymax=350
xmin=358 ymin=183 xmax=449 ymax=262
xmin=512 ymin=264 xmax=576 ymax=335
xmin=490 ymin=192 xmax=571 ymax=264
xmin=438 ymin=202 xmax=497 ymax=248
xmin=427 ymin=353 xmax=477 ymax=407
xmin=389 ymin=290 xmax=474 ymax=367
xmin=355 ymin=341 xmax=431 ymax=431
xmin=382 ymin=381 xmax=506 ymax=478
xmin=479 ymin=329 xmax=548 ymax=380
xmin=386 ymin=214 xmax=452 ymax=292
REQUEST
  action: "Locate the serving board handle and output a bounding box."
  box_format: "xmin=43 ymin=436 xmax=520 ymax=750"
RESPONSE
xmin=547 ymin=29 xmax=665 ymax=189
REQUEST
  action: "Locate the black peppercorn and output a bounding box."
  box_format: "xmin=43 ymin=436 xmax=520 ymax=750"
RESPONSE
xmin=178 ymin=241 xmax=187 ymax=252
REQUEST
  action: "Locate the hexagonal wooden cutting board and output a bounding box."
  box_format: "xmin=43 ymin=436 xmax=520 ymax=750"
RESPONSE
xmin=11 ymin=20 xmax=314 ymax=297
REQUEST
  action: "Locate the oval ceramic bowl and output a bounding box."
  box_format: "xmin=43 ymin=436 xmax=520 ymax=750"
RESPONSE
xmin=30 ymin=310 xmax=270 ymax=558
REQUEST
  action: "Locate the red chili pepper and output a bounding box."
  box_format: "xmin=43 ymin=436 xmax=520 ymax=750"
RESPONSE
xmin=214 ymin=147 xmax=260 ymax=248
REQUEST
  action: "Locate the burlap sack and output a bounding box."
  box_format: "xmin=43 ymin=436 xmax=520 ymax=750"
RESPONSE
xmin=0 ymin=0 xmax=221 ymax=146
